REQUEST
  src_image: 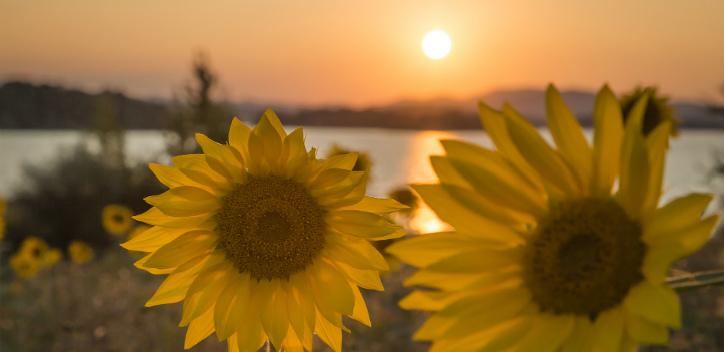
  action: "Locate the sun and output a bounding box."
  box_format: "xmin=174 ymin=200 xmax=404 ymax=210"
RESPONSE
xmin=422 ymin=29 xmax=451 ymax=60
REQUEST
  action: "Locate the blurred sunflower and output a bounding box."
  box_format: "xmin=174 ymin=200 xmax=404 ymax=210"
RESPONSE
xmin=102 ymin=204 xmax=134 ymax=236
xmin=11 ymin=237 xmax=61 ymax=278
xmin=122 ymin=109 xmax=405 ymax=352
xmin=387 ymin=85 xmax=719 ymax=351
xmin=68 ymin=240 xmax=94 ymax=264
xmin=327 ymin=144 xmax=372 ymax=174
xmin=19 ymin=236 xmax=62 ymax=267
xmin=621 ymin=86 xmax=678 ymax=137
xmin=10 ymin=252 xmax=41 ymax=279
xmin=0 ymin=196 xmax=5 ymax=241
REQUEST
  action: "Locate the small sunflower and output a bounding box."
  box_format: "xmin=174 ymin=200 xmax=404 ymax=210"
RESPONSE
xmin=68 ymin=240 xmax=94 ymax=264
xmin=19 ymin=236 xmax=61 ymax=266
xmin=102 ymin=204 xmax=134 ymax=236
xmin=11 ymin=237 xmax=61 ymax=278
xmin=387 ymin=85 xmax=719 ymax=351
xmin=327 ymin=144 xmax=372 ymax=174
xmin=10 ymin=252 xmax=41 ymax=279
xmin=122 ymin=109 xmax=405 ymax=352
xmin=621 ymin=86 xmax=678 ymax=137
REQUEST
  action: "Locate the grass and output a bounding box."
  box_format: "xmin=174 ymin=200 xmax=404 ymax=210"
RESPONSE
xmin=0 ymin=228 xmax=722 ymax=352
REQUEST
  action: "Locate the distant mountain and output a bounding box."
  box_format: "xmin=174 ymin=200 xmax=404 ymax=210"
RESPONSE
xmin=2 ymin=81 xmax=723 ymax=130
xmin=0 ymin=81 xmax=170 ymax=129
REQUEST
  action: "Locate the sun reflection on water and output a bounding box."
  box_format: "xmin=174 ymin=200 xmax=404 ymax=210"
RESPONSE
xmin=403 ymin=130 xmax=458 ymax=234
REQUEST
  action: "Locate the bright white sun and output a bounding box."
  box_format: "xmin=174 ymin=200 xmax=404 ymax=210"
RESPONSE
xmin=422 ymin=29 xmax=452 ymax=60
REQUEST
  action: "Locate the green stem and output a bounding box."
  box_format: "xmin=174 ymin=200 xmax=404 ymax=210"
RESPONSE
xmin=667 ymin=268 xmax=724 ymax=291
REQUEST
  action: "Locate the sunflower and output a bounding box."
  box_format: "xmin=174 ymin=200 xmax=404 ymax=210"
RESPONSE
xmin=387 ymin=85 xmax=719 ymax=351
xmin=102 ymin=204 xmax=134 ymax=236
xmin=10 ymin=252 xmax=41 ymax=279
xmin=68 ymin=240 xmax=94 ymax=264
xmin=122 ymin=109 xmax=405 ymax=352
xmin=19 ymin=236 xmax=62 ymax=267
xmin=621 ymin=86 xmax=678 ymax=137
xmin=11 ymin=237 xmax=61 ymax=278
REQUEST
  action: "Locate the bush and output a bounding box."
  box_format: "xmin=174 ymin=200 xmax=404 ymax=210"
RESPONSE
xmin=4 ymin=144 xmax=164 ymax=254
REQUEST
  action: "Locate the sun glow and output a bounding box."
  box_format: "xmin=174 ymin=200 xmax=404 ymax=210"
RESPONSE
xmin=422 ymin=29 xmax=452 ymax=60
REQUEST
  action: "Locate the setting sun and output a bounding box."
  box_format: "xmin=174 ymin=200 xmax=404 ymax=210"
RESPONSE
xmin=422 ymin=29 xmax=451 ymax=60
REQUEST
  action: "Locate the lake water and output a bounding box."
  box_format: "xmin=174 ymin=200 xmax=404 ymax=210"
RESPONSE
xmin=1 ymin=128 xmax=723 ymax=218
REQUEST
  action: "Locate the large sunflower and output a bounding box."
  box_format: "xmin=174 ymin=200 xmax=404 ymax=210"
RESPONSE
xmin=122 ymin=109 xmax=405 ymax=352
xmin=387 ymin=85 xmax=719 ymax=351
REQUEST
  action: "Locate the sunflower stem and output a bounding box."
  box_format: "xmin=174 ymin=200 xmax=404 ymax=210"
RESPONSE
xmin=667 ymin=268 xmax=724 ymax=291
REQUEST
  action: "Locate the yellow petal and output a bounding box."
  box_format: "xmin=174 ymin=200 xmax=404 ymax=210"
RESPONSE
xmin=399 ymin=290 xmax=459 ymax=311
xmin=327 ymin=210 xmax=404 ymax=240
xmin=285 ymin=284 xmax=309 ymax=348
xmin=143 ymin=231 xmax=217 ymax=270
xmin=228 ymin=117 xmax=251 ymax=164
xmin=591 ymin=307 xmax=624 ymax=352
xmin=590 ymin=85 xmax=624 ymax=196
xmin=310 ymin=260 xmax=355 ymax=316
xmin=215 ymin=272 xmax=251 ymax=340
xmin=196 ymin=133 xmax=244 ymax=182
xmin=412 ymin=184 xmax=525 ymax=244
xmin=477 ymin=102 xmax=545 ymax=192
xmin=248 ymin=111 xmax=284 ymax=174
xmin=561 ymin=316 xmax=594 ymax=352
xmin=624 ymin=281 xmax=680 ymax=328
xmin=323 ymin=232 xmax=389 ymax=271
xmin=513 ymin=312 xmax=574 ymax=352
xmin=338 ymin=196 xmax=407 ymax=214
xmin=624 ymin=308 xmax=669 ymax=345
xmin=446 ymin=157 xmax=546 ymax=217
xmin=545 ymin=84 xmax=593 ymax=191
xmin=260 ymin=280 xmax=289 ymax=349
xmin=503 ymin=109 xmax=581 ymax=196
xmin=181 ymin=263 xmax=232 ymax=326
xmin=332 ymin=261 xmax=383 ymax=291
xmin=120 ymin=226 xmax=188 ymax=252
xmin=643 ymin=193 xmax=713 ymax=244
xmin=323 ymin=153 xmax=358 ymax=170
xmin=315 ymin=310 xmax=342 ymax=352
xmin=173 ymin=154 xmax=232 ymax=193
xmin=349 ymin=285 xmax=371 ymax=327
xmin=442 ymin=183 xmax=535 ymax=225
xmin=144 ymin=186 xmax=219 ymax=217
xmin=425 ymin=246 xmax=520 ymax=273
xmin=148 ymin=162 xmax=209 ymax=191
xmin=260 ymin=108 xmax=287 ymax=138
xmin=642 ymin=215 xmax=719 ymax=283
xmin=145 ymin=255 xmax=210 ymax=307
xmin=184 ymin=305 xmax=215 ymax=349
xmin=387 ymin=231 xmax=491 ymax=268
xmin=133 ymin=207 xmax=212 ymax=229
xmin=617 ymin=93 xmax=650 ymax=218
xmin=641 ymin=122 xmax=671 ymax=216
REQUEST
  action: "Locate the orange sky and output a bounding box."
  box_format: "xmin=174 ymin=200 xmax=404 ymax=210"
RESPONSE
xmin=1 ymin=0 xmax=723 ymax=106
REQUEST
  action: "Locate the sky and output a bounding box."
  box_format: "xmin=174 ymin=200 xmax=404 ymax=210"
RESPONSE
xmin=1 ymin=0 xmax=724 ymax=106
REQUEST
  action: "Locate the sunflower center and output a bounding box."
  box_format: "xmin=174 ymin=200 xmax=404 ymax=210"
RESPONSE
xmin=216 ymin=176 xmax=326 ymax=280
xmin=523 ymin=198 xmax=645 ymax=318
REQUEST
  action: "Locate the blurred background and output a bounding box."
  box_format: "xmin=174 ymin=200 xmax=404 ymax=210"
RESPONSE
xmin=1 ymin=1 xmax=723 ymax=351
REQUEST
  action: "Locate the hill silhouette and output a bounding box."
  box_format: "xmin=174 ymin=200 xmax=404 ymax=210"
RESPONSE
xmin=2 ymin=81 xmax=723 ymax=130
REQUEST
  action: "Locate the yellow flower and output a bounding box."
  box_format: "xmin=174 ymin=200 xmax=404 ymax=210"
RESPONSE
xmin=18 ymin=236 xmax=62 ymax=269
xmin=122 ymin=109 xmax=406 ymax=352
xmin=0 ymin=196 xmax=6 ymax=241
xmin=10 ymin=252 xmax=40 ymax=279
xmin=102 ymin=204 xmax=134 ymax=236
xmin=387 ymin=85 xmax=719 ymax=351
xmin=621 ymin=86 xmax=678 ymax=137
xmin=68 ymin=240 xmax=94 ymax=264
